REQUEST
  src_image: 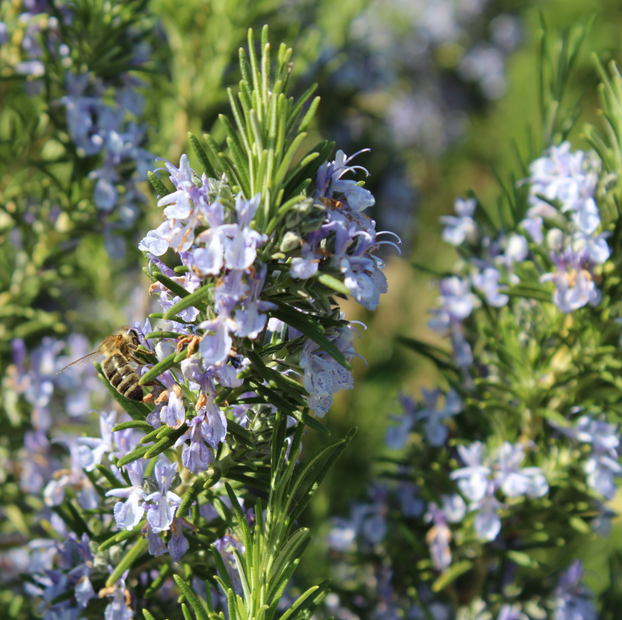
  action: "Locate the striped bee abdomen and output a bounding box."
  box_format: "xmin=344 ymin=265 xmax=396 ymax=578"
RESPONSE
xmin=103 ymin=353 xmax=143 ymax=402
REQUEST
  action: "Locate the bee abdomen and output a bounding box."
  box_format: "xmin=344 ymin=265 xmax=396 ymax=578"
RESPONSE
xmin=118 ymin=376 xmax=143 ymax=402
xmin=103 ymin=354 xmax=144 ymax=402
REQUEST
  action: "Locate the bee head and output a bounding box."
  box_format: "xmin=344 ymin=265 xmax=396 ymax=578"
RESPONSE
xmin=127 ymin=328 xmax=141 ymax=349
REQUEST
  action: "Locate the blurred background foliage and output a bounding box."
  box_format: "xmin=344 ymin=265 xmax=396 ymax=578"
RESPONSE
xmin=4 ymin=0 xmax=622 ymax=616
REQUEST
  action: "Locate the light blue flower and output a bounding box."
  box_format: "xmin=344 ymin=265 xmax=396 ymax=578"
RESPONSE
xmin=494 ymin=442 xmax=548 ymax=499
xmin=75 ymin=410 xmax=116 ymax=471
xmin=424 ymin=502 xmax=453 ymax=571
xmin=440 ymin=197 xmax=477 ymax=246
xmin=301 ymin=328 xmax=355 ymax=417
xmin=160 ymin=391 xmax=186 ymax=429
xmin=470 ymin=481 xmax=504 ymax=541
xmin=472 ymin=267 xmax=509 ymax=307
xmin=450 ymin=442 xmax=491 ymax=502
xmin=540 ymin=248 xmax=601 ymax=313
xmin=145 ymin=460 xmax=181 ymax=533
xmin=497 ymin=604 xmax=527 ymax=620
xmin=234 ymin=265 xmax=277 ymax=338
xmin=417 ymin=388 xmax=463 ymax=447
xmin=168 ymin=516 xmax=191 ymax=563
xmin=103 ymin=570 xmax=134 ymax=620
xmin=553 ymin=561 xmax=596 ymax=620
xmin=106 ymin=461 xmax=145 ymax=531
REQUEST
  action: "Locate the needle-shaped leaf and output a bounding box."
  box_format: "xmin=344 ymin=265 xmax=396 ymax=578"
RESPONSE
xmin=189 ymin=132 xmax=218 ymax=178
xmin=163 ymin=284 xmax=211 ymax=320
xmin=147 ymin=170 xmax=170 ymax=199
xmin=143 ymin=430 xmax=184 ymax=459
xmin=288 ymin=427 xmax=357 ymax=525
xmin=177 ymin=477 xmax=205 ymax=517
xmin=173 ymin=574 xmax=210 ymax=620
xmin=270 ymin=307 xmax=351 ymax=371
xmin=112 ymin=420 xmax=153 ymax=432
xmin=106 ymin=537 xmax=148 ymax=587
xmin=315 ymin=273 xmax=351 ymax=296
xmin=98 ymin=527 xmax=140 ymax=552
xmin=116 ymin=444 xmax=151 ymax=467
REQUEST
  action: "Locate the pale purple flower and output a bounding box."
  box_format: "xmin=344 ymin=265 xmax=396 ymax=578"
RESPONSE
xmin=234 ymin=264 xmax=277 ymax=339
xmin=497 ymin=604 xmax=527 ymax=620
xmin=106 ymin=461 xmax=145 ymax=531
xmin=451 ymin=326 xmax=474 ymax=369
xmin=440 ymin=197 xmax=477 ymax=246
xmin=436 ymin=276 xmax=477 ymax=322
xmin=300 ymin=328 xmax=355 ymax=417
xmin=219 ymin=194 xmax=267 ymax=270
xmin=554 ymin=415 xmax=621 ymax=499
xmin=145 ymin=460 xmax=181 ymax=533
xmin=160 ymin=391 xmax=186 ymax=429
xmin=20 ymin=431 xmax=57 ymax=494
xmin=494 ymin=442 xmax=548 ymax=499
xmin=520 ymin=214 xmax=545 ymax=244
xmin=441 ymin=494 xmax=467 ymax=523
xmin=199 ymin=316 xmax=235 ymax=367
xmin=214 ymin=536 xmax=245 ymax=595
xmin=157 ymin=154 xmax=194 ymax=218
xmin=417 ymin=388 xmax=463 ymax=446
xmin=572 ymin=230 xmax=610 ymax=265
xmin=396 ymin=483 xmax=425 ymax=518
xmin=43 ymin=437 xmax=99 ymax=510
xmin=340 ymin=256 xmax=388 ymax=311
xmin=450 ymin=442 xmax=491 ymax=502
xmin=540 ymin=248 xmax=601 ymax=313
xmin=385 ymin=394 xmax=416 ymax=449
xmin=75 ymin=410 xmax=116 ymax=471
xmin=175 ymin=414 xmax=216 ymax=474
xmin=103 ymin=570 xmax=135 ymax=620
xmin=424 ymin=503 xmax=453 ymax=571
xmin=472 ymin=267 xmax=509 ymax=307
xmin=139 ymin=218 xmax=193 ymax=255
xmin=289 ymin=252 xmax=320 ymax=280
xmin=553 ymin=561 xmax=596 ymax=620
xmin=193 ymin=228 xmax=224 ymax=276
xmin=327 ymin=518 xmax=357 ymax=552
xmin=528 ymin=143 xmax=596 ymax=213
xmin=500 ymin=233 xmax=529 ymax=267
xmin=65 ymin=533 xmax=95 ymax=607
xmin=147 ymin=523 xmax=168 ymax=557
xmin=584 ymin=452 xmax=621 ymax=500
xmin=470 ymin=482 xmax=504 ymax=541
xmin=168 ymin=516 xmax=191 ymax=562
xmin=317 ymin=150 xmax=375 ymax=212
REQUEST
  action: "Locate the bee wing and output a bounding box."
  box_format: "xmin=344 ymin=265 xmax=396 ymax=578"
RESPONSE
xmin=56 ymin=350 xmax=104 ymax=374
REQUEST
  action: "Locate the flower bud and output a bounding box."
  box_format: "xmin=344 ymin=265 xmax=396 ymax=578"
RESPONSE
xmin=280 ymin=230 xmax=302 ymax=253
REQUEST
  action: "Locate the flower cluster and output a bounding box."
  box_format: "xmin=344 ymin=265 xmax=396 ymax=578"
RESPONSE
xmin=449 ymin=441 xmax=548 ymax=541
xmin=436 ymin=144 xmax=611 ymax=328
xmin=4 ymin=335 xmax=105 ymax=499
xmin=523 ymin=142 xmax=610 ymax=312
xmin=0 ymin=1 xmax=154 ymax=257
xmin=553 ymin=414 xmax=622 ymax=500
xmin=63 ymin=73 xmax=153 ymax=256
xmin=325 ymin=125 xmax=618 ymax=617
xmin=386 ymin=389 xmax=463 ymax=449
xmin=552 ymin=561 xmax=597 ymax=620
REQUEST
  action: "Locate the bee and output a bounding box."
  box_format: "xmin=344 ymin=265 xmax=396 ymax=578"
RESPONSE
xmin=57 ymin=327 xmax=144 ymax=402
